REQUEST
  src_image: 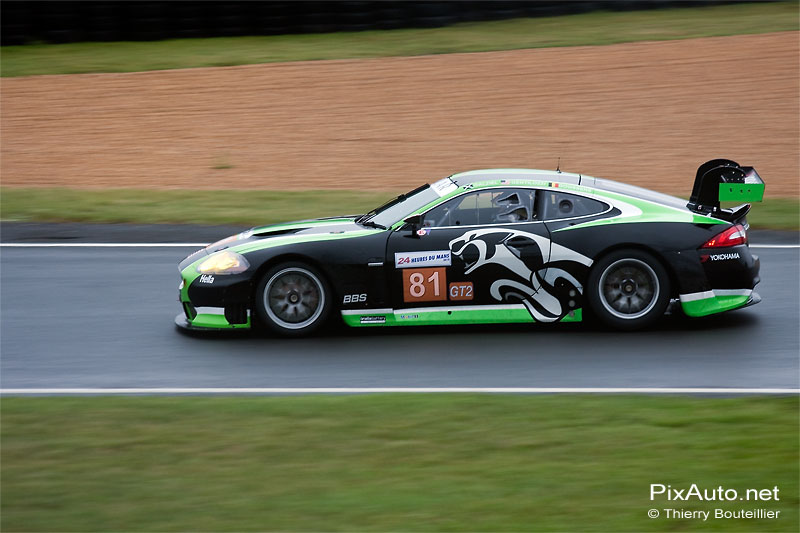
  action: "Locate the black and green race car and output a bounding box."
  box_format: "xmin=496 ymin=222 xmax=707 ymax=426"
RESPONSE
xmin=176 ymin=159 xmax=764 ymax=336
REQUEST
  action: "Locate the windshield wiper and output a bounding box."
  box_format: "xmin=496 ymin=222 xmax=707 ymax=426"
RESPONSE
xmin=355 ymin=212 xmax=374 ymax=224
xmin=358 ymin=219 xmax=386 ymax=230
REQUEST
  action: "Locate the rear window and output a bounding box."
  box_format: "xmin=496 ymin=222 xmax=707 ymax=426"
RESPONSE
xmin=540 ymin=191 xmax=608 ymax=220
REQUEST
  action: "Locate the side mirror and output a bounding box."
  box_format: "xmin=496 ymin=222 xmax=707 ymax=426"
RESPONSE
xmin=403 ymin=214 xmax=423 ymax=237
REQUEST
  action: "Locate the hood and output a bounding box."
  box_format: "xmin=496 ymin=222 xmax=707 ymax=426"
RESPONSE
xmin=220 ymin=215 xmax=371 ymax=249
xmin=250 ymin=216 xmax=361 ymax=237
xmin=178 ymin=215 xmax=371 ymax=272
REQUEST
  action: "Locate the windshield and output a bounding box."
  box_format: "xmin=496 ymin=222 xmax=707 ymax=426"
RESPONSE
xmin=357 ymin=182 xmax=446 ymax=228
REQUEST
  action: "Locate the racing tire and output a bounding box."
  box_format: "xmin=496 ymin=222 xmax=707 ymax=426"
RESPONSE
xmin=255 ymin=262 xmax=332 ymax=337
xmin=587 ymin=249 xmax=670 ymax=330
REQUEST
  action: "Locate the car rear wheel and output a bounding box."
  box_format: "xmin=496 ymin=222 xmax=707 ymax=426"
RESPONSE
xmin=255 ymin=262 xmax=331 ymax=337
xmin=587 ymin=250 xmax=670 ymax=330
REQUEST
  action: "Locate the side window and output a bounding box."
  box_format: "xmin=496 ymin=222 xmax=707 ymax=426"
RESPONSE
xmin=540 ymin=191 xmax=608 ymax=220
xmin=423 ymin=189 xmax=537 ymax=227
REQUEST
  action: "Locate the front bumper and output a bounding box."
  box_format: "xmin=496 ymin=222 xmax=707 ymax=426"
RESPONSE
xmin=178 ymin=274 xmax=253 ymax=330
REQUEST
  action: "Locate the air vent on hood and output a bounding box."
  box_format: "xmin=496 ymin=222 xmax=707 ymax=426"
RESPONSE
xmin=252 ymin=228 xmax=301 ymax=238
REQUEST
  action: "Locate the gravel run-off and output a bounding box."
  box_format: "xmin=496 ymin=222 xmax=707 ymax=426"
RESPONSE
xmin=2 ymin=32 xmax=797 ymax=196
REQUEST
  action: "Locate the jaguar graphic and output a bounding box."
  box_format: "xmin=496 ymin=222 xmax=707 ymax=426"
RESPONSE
xmin=449 ymin=228 xmax=592 ymax=322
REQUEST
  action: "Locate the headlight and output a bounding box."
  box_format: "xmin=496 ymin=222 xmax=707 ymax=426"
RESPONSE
xmin=196 ymin=251 xmax=250 ymax=275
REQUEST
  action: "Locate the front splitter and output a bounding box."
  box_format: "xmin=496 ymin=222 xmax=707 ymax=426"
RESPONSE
xmin=174 ymin=313 xmax=251 ymax=332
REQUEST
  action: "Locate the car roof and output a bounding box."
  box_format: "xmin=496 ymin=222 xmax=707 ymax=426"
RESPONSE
xmin=449 ymin=168 xmax=688 ymax=210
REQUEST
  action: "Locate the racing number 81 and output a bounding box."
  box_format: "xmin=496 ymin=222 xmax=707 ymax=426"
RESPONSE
xmin=402 ymin=267 xmax=446 ymax=302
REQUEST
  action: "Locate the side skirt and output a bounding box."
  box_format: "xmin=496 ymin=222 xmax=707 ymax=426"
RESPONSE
xmin=341 ymin=305 xmax=582 ymax=327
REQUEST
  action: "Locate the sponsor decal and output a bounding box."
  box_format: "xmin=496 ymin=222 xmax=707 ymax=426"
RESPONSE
xmin=402 ymin=267 xmax=447 ymax=303
xmin=360 ymin=315 xmax=386 ymax=324
xmin=343 ymin=293 xmax=367 ymax=304
xmin=416 ymin=228 xmax=431 ymax=237
xmin=431 ymin=178 xmax=458 ymax=197
xmin=701 ymin=252 xmax=741 ymax=263
xmin=449 ymin=282 xmax=474 ymax=301
xmin=199 ymin=274 xmax=215 ymax=284
xmin=395 ymin=250 xmax=451 ymax=268
xmin=398 ymin=314 xmax=420 ymax=320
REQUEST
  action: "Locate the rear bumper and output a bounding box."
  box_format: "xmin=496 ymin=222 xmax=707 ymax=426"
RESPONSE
xmin=666 ymin=243 xmax=760 ymax=318
xmin=679 ymin=289 xmax=760 ymax=317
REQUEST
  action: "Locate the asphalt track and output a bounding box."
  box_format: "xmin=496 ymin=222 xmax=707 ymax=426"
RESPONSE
xmin=1 ymin=224 xmax=798 ymax=391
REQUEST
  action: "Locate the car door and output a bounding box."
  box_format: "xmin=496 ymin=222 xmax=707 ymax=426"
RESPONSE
xmin=386 ymin=187 xmax=556 ymax=320
xmin=538 ymin=189 xmax=609 ymax=316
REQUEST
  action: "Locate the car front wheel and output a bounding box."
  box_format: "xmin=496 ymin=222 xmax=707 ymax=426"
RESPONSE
xmin=255 ymin=262 xmax=332 ymax=337
xmin=587 ymin=250 xmax=670 ymax=330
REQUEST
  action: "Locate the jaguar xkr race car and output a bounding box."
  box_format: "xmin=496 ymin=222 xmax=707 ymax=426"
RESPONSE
xmin=176 ymin=159 xmax=764 ymax=336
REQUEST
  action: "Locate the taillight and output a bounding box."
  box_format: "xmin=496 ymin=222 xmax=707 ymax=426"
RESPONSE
xmin=701 ymin=224 xmax=747 ymax=248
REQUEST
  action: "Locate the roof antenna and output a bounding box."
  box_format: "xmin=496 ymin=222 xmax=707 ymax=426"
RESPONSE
xmin=556 ymin=157 xmax=561 ymax=173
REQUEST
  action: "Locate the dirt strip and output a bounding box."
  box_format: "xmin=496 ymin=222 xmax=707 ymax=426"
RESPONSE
xmin=2 ymin=32 xmax=798 ymax=196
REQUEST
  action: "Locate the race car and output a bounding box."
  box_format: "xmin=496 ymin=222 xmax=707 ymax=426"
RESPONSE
xmin=176 ymin=159 xmax=764 ymax=336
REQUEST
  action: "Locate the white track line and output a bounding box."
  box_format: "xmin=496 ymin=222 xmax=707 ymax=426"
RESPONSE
xmin=1 ymin=243 xmax=797 ymax=248
xmin=1 ymin=387 xmax=797 ymax=395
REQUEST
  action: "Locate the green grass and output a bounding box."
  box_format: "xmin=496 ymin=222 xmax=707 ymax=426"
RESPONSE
xmin=2 ymin=2 xmax=798 ymax=77
xmin=0 ymin=187 xmax=393 ymax=226
xmin=2 ymin=187 xmax=798 ymax=230
xmin=723 ymin=199 xmax=800 ymax=231
xmin=2 ymin=395 xmax=797 ymax=532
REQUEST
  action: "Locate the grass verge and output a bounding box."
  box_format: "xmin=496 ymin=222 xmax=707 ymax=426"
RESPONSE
xmin=2 ymin=2 xmax=798 ymax=77
xmin=2 ymin=187 xmax=798 ymax=230
xmin=0 ymin=187 xmax=392 ymax=227
xmin=2 ymin=395 xmax=797 ymax=532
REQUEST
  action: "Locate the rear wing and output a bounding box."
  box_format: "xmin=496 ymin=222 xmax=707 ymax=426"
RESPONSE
xmin=687 ymin=159 xmax=765 ymax=220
